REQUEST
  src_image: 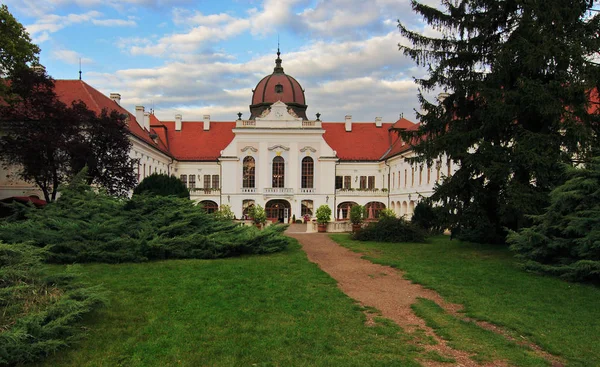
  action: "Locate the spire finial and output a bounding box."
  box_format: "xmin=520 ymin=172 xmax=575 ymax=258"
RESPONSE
xmin=79 ymin=58 xmax=82 ymax=80
xmin=274 ymin=37 xmax=284 ymax=74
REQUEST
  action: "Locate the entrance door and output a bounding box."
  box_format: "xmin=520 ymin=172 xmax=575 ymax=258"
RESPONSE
xmin=265 ymin=199 xmax=291 ymax=223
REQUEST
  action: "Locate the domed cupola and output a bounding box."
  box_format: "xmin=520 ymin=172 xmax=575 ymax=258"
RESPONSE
xmin=250 ymin=49 xmax=308 ymax=120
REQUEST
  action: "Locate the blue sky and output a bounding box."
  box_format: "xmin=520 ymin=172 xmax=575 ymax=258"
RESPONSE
xmin=2 ymin=0 xmax=438 ymax=122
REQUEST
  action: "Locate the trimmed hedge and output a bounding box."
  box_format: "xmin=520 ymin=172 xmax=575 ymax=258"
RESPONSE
xmin=352 ymin=217 xmax=426 ymax=243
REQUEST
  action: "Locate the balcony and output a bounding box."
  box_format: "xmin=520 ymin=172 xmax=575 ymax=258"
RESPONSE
xmin=241 ymin=188 xmax=257 ymax=193
xmin=263 ymin=188 xmax=294 ymax=196
xmin=336 ymin=189 xmax=388 ymax=197
xmin=299 ymin=188 xmax=315 ymax=194
xmin=190 ymin=188 xmax=220 ymax=196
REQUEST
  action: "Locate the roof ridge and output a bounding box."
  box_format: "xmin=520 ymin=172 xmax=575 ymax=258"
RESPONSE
xmin=79 ymin=80 xmax=101 ymax=112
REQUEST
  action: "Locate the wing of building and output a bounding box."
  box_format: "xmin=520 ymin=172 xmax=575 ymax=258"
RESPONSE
xmin=0 ymin=51 xmax=457 ymax=221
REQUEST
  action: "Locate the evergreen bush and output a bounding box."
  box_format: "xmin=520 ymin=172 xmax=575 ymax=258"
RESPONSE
xmin=412 ymin=200 xmax=444 ymax=234
xmin=0 ymin=173 xmax=288 ymax=263
xmin=352 ymin=217 xmax=426 ymax=243
xmin=133 ymin=173 xmax=190 ymax=199
xmin=508 ymin=159 xmax=600 ymax=283
xmin=0 ymin=242 xmax=106 ymax=365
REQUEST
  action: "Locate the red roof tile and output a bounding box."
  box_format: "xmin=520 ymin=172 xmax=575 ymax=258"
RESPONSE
xmin=53 ymin=80 xmax=172 ymax=157
xmin=322 ymin=122 xmax=400 ymax=161
xmin=158 ymin=121 xmax=236 ymax=161
xmin=381 ymin=119 xmax=420 ymax=160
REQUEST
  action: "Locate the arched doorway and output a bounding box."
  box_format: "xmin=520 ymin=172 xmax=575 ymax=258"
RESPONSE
xmin=365 ymin=201 xmax=386 ymax=219
xmin=337 ymin=201 xmax=358 ymax=220
xmin=265 ymin=199 xmax=291 ymax=223
xmin=199 ymin=200 xmax=218 ymax=214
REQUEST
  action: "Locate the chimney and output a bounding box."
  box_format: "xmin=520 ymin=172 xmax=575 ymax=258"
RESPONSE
xmin=203 ymin=114 xmax=210 ymax=131
xmin=144 ymin=112 xmax=150 ymax=131
xmin=110 ymin=93 xmax=121 ymax=105
xmin=175 ymin=114 xmax=182 ymax=131
xmin=345 ymin=115 xmax=352 ymax=132
xmin=135 ymin=106 xmax=145 ymax=130
xmin=375 ymin=116 xmax=382 ymax=128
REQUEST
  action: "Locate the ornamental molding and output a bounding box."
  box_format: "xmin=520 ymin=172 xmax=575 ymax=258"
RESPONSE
xmin=241 ymin=146 xmax=258 ymax=153
xmin=268 ymin=144 xmax=290 ymax=151
xmin=300 ymin=146 xmax=317 ymax=153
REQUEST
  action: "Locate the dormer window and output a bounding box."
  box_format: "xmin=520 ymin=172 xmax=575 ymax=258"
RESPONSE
xmin=275 ymin=83 xmax=283 ymax=93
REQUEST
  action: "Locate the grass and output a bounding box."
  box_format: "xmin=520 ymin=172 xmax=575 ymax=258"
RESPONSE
xmin=30 ymin=240 xmax=429 ymax=367
xmin=330 ymin=234 xmax=600 ymax=367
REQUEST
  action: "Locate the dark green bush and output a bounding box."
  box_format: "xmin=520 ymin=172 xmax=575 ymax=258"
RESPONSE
xmin=352 ymin=217 xmax=426 ymax=243
xmin=0 ymin=242 xmax=106 ymax=365
xmin=133 ymin=173 xmax=189 ymax=199
xmin=411 ymin=200 xmax=444 ymax=234
xmin=0 ymin=174 xmax=289 ymax=264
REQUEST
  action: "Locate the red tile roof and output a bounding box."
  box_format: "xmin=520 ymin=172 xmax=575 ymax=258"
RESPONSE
xmin=322 ymin=122 xmax=398 ymax=161
xmin=158 ymin=121 xmax=236 ymax=161
xmin=381 ymin=119 xmax=420 ymax=160
xmin=53 ymin=80 xmax=171 ymax=157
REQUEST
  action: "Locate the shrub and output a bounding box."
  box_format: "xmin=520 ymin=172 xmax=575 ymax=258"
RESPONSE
xmin=133 ymin=173 xmax=189 ymax=199
xmin=248 ymin=204 xmax=266 ymax=225
xmin=353 ymin=217 xmax=426 ymax=243
xmin=214 ymin=204 xmax=235 ymax=220
xmin=0 ymin=176 xmax=288 ymax=264
xmin=315 ymin=205 xmax=332 ymax=224
xmin=378 ymin=208 xmax=396 ymax=219
xmin=412 ymin=200 xmax=443 ymax=234
xmin=0 ymin=242 xmax=106 ymax=365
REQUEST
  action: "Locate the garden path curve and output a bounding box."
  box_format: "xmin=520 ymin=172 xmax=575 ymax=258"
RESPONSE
xmin=285 ymin=225 xmax=535 ymax=367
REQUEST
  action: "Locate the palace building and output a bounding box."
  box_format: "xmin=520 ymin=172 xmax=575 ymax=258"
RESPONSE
xmin=0 ymin=51 xmax=456 ymax=222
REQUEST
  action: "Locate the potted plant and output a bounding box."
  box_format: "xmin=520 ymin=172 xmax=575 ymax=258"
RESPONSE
xmin=315 ymin=204 xmax=331 ymax=232
xmin=248 ymin=204 xmax=266 ymax=229
xmin=350 ymin=204 xmax=364 ymax=233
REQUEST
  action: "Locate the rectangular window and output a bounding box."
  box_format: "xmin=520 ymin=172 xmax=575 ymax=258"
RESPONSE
xmin=344 ymin=176 xmax=351 ymax=189
xmin=447 ymin=158 xmax=452 ymax=176
xmin=212 ymin=175 xmax=219 ymax=189
xmin=335 ymin=176 xmax=343 ymax=189
xmin=411 ymin=167 xmax=415 ymax=187
xmin=398 ymin=171 xmax=401 ymax=188
xmin=143 ymin=164 xmax=146 ymax=178
xmin=419 ymin=165 xmax=423 ymax=186
xmin=427 ymin=164 xmax=431 ymax=184
xmin=404 ymin=169 xmax=407 ymax=188
xmin=392 ymin=172 xmax=395 ymax=189
xmin=360 ymin=176 xmax=367 ymax=189
xmin=180 ymin=174 xmax=187 ymax=187
xmin=188 ymin=175 xmax=195 ymax=189
xmin=204 ymin=175 xmax=211 ymax=188
xmin=368 ymin=176 xmax=375 ymax=190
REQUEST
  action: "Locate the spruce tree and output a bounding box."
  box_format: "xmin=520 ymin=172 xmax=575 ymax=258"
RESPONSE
xmin=508 ymin=158 xmax=600 ymax=282
xmin=398 ymin=1 xmax=600 ymax=243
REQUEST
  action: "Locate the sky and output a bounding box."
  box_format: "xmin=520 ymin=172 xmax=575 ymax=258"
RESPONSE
xmin=2 ymin=0 xmax=439 ymax=123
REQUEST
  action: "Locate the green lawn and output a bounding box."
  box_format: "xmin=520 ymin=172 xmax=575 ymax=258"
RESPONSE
xmin=330 ymin=234 xmax=600 ymax=367
xmin=32 ymin=240 xmax=429 ymax=367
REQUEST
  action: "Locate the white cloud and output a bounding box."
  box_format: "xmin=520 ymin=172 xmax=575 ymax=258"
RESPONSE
xmin=51 ymin=49 xmax=93 ymax=65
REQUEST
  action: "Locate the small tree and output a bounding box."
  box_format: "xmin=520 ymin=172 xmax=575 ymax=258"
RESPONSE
xmin=214 ymin=204 xmax=235 ymax=220
xmin=315 ymin=204 xmax=332 ymax=225
xmin=508 ymin=159 xmax=600 ymax=282
xmin=248 ymin=204 xmax=266 ymax=226
xmin=350 ymin=205 xmax=364 ymax=225
xmin=133 ymin=173 xmax=189 ymax=199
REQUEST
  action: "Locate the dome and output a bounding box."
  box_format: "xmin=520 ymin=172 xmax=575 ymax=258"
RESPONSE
xmin=249 ymin=50 xmax=308 ymax=120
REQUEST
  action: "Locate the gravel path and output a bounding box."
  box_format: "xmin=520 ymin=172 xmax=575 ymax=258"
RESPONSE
xmin=285 ymin=225 xmax=502 ymax=367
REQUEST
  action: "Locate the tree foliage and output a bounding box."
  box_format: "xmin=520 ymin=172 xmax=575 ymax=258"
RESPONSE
xmin=0 ymin=172 xmax=289 ymax=263
xmin=0 ymin=242 xmax=106 ymax=365
xmin=133 ymin=173 xmax=190 ymax=199
xmin=353 ymin=217 xmax=426 ymax=243
xmin=0 ymin=69 xmax=137 ymax=201
xmin=398 ymin=0 xmax=600 ymax=243
xmin=0 ymin=4 xmax=40 ymax=78
xmin=508 ymin=158 xmax=600 ymax=282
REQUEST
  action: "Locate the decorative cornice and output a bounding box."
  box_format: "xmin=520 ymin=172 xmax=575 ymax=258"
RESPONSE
xmin=268 ymin=144 xmax=290 ymax=151
xmin=300 ymin=146 xmax=317 ymax=153
xmin=241 ymin=146 xmax=258 ymax=153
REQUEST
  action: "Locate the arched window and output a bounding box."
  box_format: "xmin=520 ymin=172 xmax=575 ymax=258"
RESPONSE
xmin=272 ymin=156 xmax=285 ymax=188
xmin=301 ymin=200 xmax=313 ymax=216
xmin=243 ymin=156 xmax=255 ymax=188
xmin=199 ymin=200 xmax=218 ymax=214
xmin=365 ymin=201 xmax=386 ymax=219
xmin=301 ymin=156 xmax=314 ymax=188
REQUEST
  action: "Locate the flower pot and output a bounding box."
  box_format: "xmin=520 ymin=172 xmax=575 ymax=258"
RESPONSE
xmin=352 ymin=223 xmax=362 ymax=233
xmin=318 ymin=223 xmax=327 ymax=233
xmin=255 ymin=223 xmax=262 ymax=230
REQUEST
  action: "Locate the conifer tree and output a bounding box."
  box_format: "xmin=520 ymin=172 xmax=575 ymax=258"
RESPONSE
xmin=508 ymin=158 xmax=600 ymax=282
xmin=398 ymin=0 xmax=600 ymax=243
